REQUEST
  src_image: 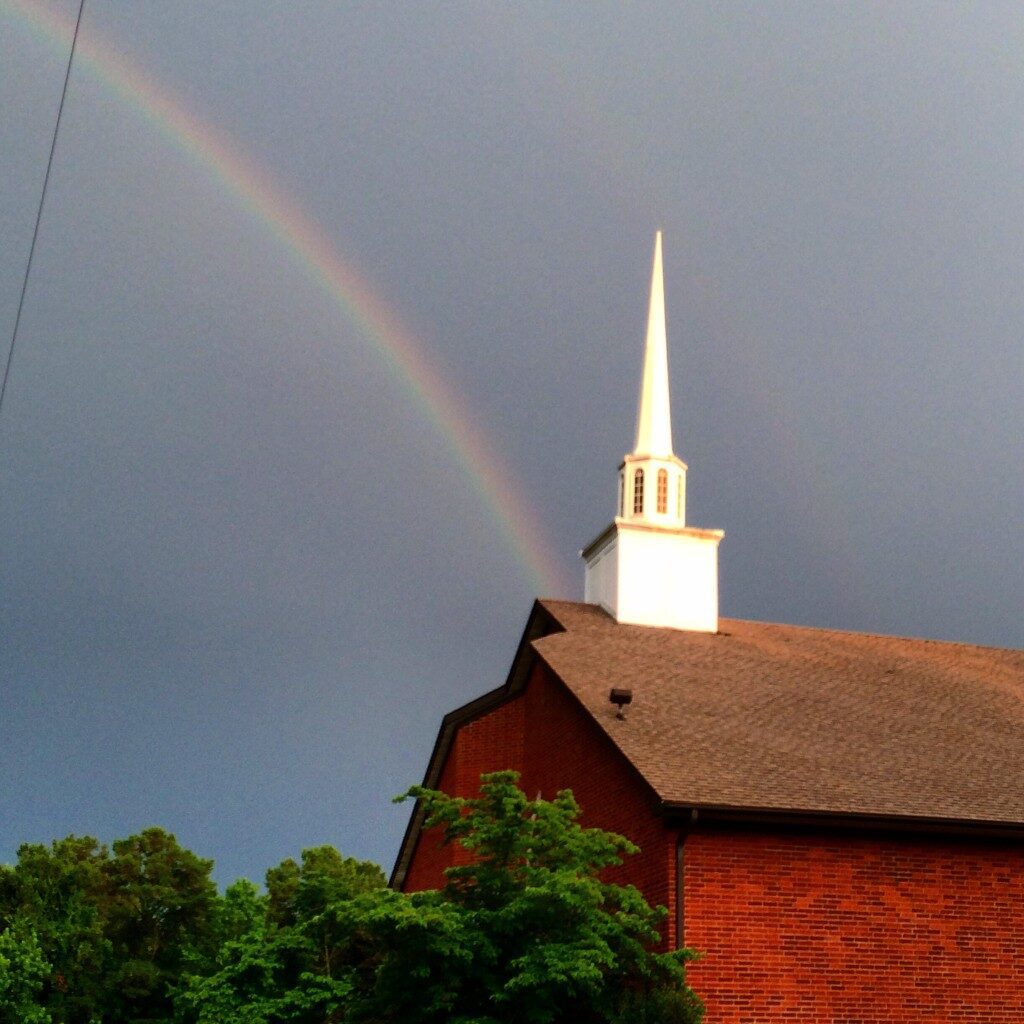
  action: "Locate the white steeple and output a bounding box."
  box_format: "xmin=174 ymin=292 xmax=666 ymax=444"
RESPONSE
xmin=582 ymin=232 xmax=724 ymax=633
xmin=634 ymin=230 xmax=673 ymax=459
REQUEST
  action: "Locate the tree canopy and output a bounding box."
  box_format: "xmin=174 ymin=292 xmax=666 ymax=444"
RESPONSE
xmin=0 ymin=828 xmax=217 ymax=1024
xmin=373 ymin=771 xmax=703 ymax=1024
xmin=1 ymin=773 xmax=702 ymax=1024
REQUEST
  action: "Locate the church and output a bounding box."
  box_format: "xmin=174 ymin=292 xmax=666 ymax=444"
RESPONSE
xmin=392 ymin=234 xmax=1024 ymax=1022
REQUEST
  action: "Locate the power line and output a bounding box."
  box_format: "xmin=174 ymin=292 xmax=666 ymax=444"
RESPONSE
xmin=0 ymin=0 xmax=88 ymax=418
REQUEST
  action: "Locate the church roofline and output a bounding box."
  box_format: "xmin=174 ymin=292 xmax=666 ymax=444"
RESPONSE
xmin=392 ymin=599 xmax=1024 ymax=890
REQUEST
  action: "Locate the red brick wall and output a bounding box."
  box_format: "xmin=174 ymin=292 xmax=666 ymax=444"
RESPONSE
xmin=403 ymin=669 xmax=1024 ymax=1020
xmin=519 ymin=661 xmax=677 ymax=939
xmin=402 ymin=695 xmax=525 ymax=891
xmin=401 ymin=661 xmax=678 ymax=944
xmin=684 ymin=829 xmax=1024 ymax=1023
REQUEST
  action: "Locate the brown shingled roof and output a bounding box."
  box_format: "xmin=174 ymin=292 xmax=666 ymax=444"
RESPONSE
xmin=534 ymin=600 xmax=1024 ymax=826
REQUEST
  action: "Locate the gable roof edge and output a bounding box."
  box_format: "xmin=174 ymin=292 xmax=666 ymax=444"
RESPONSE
xmin=388 ymin=599 xmax=565 ymax=889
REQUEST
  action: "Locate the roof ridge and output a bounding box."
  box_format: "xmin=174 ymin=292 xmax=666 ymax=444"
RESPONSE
xmin=536 ymin=598 xmax=1019 ymax=655
xmin=718 ymin=615 xmax=1021 ymax=655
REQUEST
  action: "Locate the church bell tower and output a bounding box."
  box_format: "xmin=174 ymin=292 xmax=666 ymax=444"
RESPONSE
xmin=582 ymin=232 xmax=724 ymax=632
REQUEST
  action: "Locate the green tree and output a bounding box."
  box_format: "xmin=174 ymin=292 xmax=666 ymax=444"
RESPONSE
xmin=102 ymin=828 xmax=218 ymax=1024
xmin=212 ymin=880 xmax=265 ymax=949
xmin=266 ymin=847 xmax=385 ymax=932
xmin=174 ymin=923 xmax=353 ymax=1024
xmin=267 ymin=846 xmax=385 ymax=984
xmin=352 ymin=770 xmax=703 ymax=1024
xmin=177 ymin=773 xmax=702 ymax=1024
xmin=0 ymin=923 xmax=52 ymax=1024
xmin=176 ymin=850 xmax=384 ymax=1024
xmin=0 ymin=836 xmax=110 ymax=1023
xmin=1 ymin=828 xmax=221 ymax=1023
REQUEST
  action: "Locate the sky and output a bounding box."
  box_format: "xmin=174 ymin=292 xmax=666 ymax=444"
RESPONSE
xmin=1 ymin=1 xmax=1021 ymax=885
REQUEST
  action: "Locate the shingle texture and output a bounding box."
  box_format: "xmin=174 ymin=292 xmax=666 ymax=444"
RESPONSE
xmin=533 ymin=600 xmax=1024 ymax=824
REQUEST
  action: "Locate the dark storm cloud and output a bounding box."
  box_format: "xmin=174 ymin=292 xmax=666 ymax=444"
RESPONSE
xmin=1 ymin=1 xmax=1020 ymax=883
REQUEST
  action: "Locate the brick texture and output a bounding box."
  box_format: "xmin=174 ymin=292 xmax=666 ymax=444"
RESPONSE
xmin=402 ymin=661 xmax=1024 ymax=1021
xmin=402 ymin=695 xmax=526 ymax=890
xmin=402 ymin=661 xmax=679 ymax=944
xmin=684 ymin=829 xmax=1024 ymax=1022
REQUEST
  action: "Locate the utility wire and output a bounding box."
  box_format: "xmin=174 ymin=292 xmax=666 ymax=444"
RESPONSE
xmin=0 ymin=0 xmax=88 ymax=418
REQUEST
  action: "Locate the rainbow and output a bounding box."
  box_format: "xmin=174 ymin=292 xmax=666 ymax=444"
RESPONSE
xmin=2 ymin=0 xmax=566 ymax=596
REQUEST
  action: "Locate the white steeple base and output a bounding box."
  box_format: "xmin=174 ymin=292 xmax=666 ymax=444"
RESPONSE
xmin=582 ymin=519 xmax=724 ymax=633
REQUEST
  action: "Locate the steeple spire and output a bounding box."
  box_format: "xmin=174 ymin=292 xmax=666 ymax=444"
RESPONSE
xmin=634 ymin=230 xmax=673 ymax=458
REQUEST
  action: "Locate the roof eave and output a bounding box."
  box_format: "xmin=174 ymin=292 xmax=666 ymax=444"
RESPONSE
xmin=663 ymin=801 xmax=1024 ymax=840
